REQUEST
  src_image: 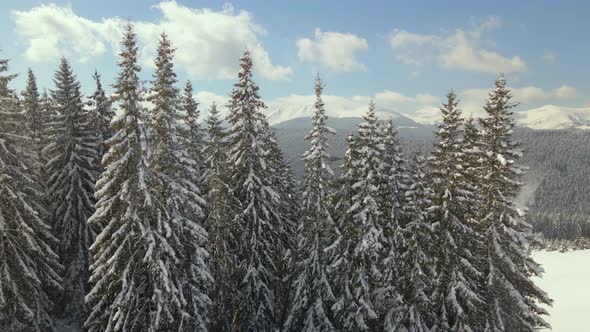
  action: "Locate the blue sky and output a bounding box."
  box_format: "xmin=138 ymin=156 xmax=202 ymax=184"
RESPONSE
xmin=0 ymin=0 xmax=588 ymax=123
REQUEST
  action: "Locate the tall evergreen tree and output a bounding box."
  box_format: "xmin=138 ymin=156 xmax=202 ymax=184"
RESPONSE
xmin=39 ymin=90 xmax=56 ymax=173
xmin=45 ymin=57 xmax=98 ymax=326
xmin=429 ymin=92 xmax=483 ymax=331
xmin=332 ymin=102 xmax=385 ymax=331
xmin=180 ymin=80 xmax=206 ymax=179
xmin=203 ymin=103 xmax=240 ymax=331
xmin=20 ymin=69 xmax=54 ymax=249
xmin=226 ymin=50 xmax=282 ymax=331
xmin=146 ymin=33 xmax=211 ymax=331
xmin=285 ymin=76 xmax=338 ymax=332
xmin=265 ymin=131 xmax=299 ymax=329
xmin=0 ymin=58 xmax=63 ymax=332
xmin=21 ymin=69 xmax=43 ymax=154
xmin=86 ymin=25 xmax=151 ymax=332
xmin=478 ymin=76 xmax=552 ymax=331
xmin=89 ymin=71 xmax=115 ymax=165
xmin=462 ymin=117 xmax=486 ymax=220
xmin=393 ymin=150 xmax=436 ymax=332
xmin=379 ymin=118 xmax=409 ymax=330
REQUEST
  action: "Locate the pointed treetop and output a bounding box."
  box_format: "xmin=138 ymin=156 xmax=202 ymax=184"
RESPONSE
xmin=314 ymin=74 xmax=324 ymax=97
xmin=239 ymin=49 xmax=254 ymax=76
xmin=183 ymin=80 xmax=199 ymax=118
xmin=0 ymin=57 xmax=17 ymax=96
xmin=92 ymin=70 xmax=102 ymax=90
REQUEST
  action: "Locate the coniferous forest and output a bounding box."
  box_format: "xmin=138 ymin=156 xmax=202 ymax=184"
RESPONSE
xmin=0 ymin=24 xmax=553 ymax=332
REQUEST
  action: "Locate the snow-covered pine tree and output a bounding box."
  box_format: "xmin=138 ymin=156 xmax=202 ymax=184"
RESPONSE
xmin=88 ymin=71 xmax=115 ymax=166
xmin=285 ymin=76 xmax=338 ymax=332
xmin=329 ymin=133 xmax=358 ymax=331
xmin=20 ymin=68 xmax=54 ymax=248
xmin=45 ymin=57 xmax=99 ymax=326
xmin=226 ymin=50 xmax=282 ymax=331
xmin=379 ymin=118 xmax=409 ymax=330
xmin=264 ymin=131 xmax=299 ymax=329
xmin=0 ymin=58 xmax=63 ymax=332
xmin=429 ymin=92 xmax=483 ymax=331
xmin=332 ymin=102 xmax=384 ymax=331
xmin=39 ymin=90 xmax=56 ymax=171
xmin=394 ymin=149 xmax=436 ymax=332
xmin=478 ymin=76 xmax=552 ymax=331
xmin=85 ymin=25 xmax=154 ymax=332
xmin=146 ymin=33 xmax=211 ymax=331
xmin=180 ymin=80 xmax=206 ymax=180
xmin=462 ymin=117 xmax=486 ymax=220
xmin=203 ymin=103 xmax=240 ymax=331
xmin=21 ymin=69 xmax=43 ymax=154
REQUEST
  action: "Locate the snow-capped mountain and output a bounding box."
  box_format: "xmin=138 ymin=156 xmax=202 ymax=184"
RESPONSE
xmin=517 ymin=105 xmax=590 ymax=130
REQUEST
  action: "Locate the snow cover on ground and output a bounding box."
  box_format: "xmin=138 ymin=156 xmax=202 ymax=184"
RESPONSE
xmin=517 ymin=105 xmax=590 ymax=130
xmin=533 ymin=249 xmax=590 ymax=331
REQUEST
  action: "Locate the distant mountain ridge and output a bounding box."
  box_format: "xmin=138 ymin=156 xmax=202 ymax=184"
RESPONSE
xmin=269 ymin=105 xmax=590 ymax=130
xmin=516 ymin=105 xmax=590 ymax=130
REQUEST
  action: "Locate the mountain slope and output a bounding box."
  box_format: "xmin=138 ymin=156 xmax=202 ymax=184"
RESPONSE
xmin=517 ymin=105 xmax=590 ymax=130
xmin=272 ymin=115 xmax=434 ymax=179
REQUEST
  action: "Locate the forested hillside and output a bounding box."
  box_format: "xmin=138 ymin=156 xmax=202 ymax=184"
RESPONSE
xmin=274 ymin=121 xmax=590 ymax=240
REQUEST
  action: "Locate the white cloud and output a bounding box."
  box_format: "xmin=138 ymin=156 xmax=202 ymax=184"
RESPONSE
xmin=390 ymin=29 xmax=438 ymax=47
xmin=11 ymin=4 xmax=119 ymax=63
xmin=554 ymin=85 xmax=577 ymax=99
xmin=440 ymin=30 xmax=526 ymax=73
xmin=389 ymin=16 xmax=527 ymax=74
xmin=11 ymin=1 xmax=292 ymax=80
xmin=296 ymin=28 xmax=368 ymax=72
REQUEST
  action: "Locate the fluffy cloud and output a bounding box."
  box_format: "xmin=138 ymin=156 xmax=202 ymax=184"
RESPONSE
xmin=463 ymin=84 xmax=576 ymax=104
xmin=296 ymin=28 xmax=368 ymax=72
xmin=11 ymin=1 xmax=292 ymax=80
xmin=390 ymin=16 xmax=527 ymax=74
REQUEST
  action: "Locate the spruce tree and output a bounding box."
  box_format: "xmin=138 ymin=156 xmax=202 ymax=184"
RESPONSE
xmin=379 ymin=118 xmax=409 ymax=330
xmin=0 ymin=58 xmax=62 ymax=332
xmin=89 ymin=71 xmax=115 ymax=165
xmin=45 ymin=57 xmax=99 ymax=326
xmin=462 ymin=117 xmax=486 ymax=220
xmin=180 ymin=80 xmax=206 ymax=179
xmin=21 ymin=69 xmax=43 ymax=155
xmin=85 ymin=25 xmax=163 ymax=332
xmin=332 ymin=102 xmax=385 ymax=331
xmin=429 ymin=92 xmax=483 ymax=331
xmin=146 ymin=33 xmax=211 ymax=331
xmin=20 ymin=69 xmax=54 ymax=248
xmin=478 ymin=76 xmax=552 ymax=331
xmin=226 ymin=50 xmax=282 ymax=331
xmin=204 ymin=103 xmax=240 ymax=331
xmin=265 ymin=132 xmax=299 ymax=329
xmin=285 ymin=76 xmax=338 ymax=332
xmin=39 ymin=90 xmax=56 ymax=174
xmin=394 ymin=149 xmax=436 ymax=332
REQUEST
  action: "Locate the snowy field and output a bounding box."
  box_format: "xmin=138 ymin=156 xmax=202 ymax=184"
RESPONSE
xmin=533 ymin=249 xmax=590 ymax=331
